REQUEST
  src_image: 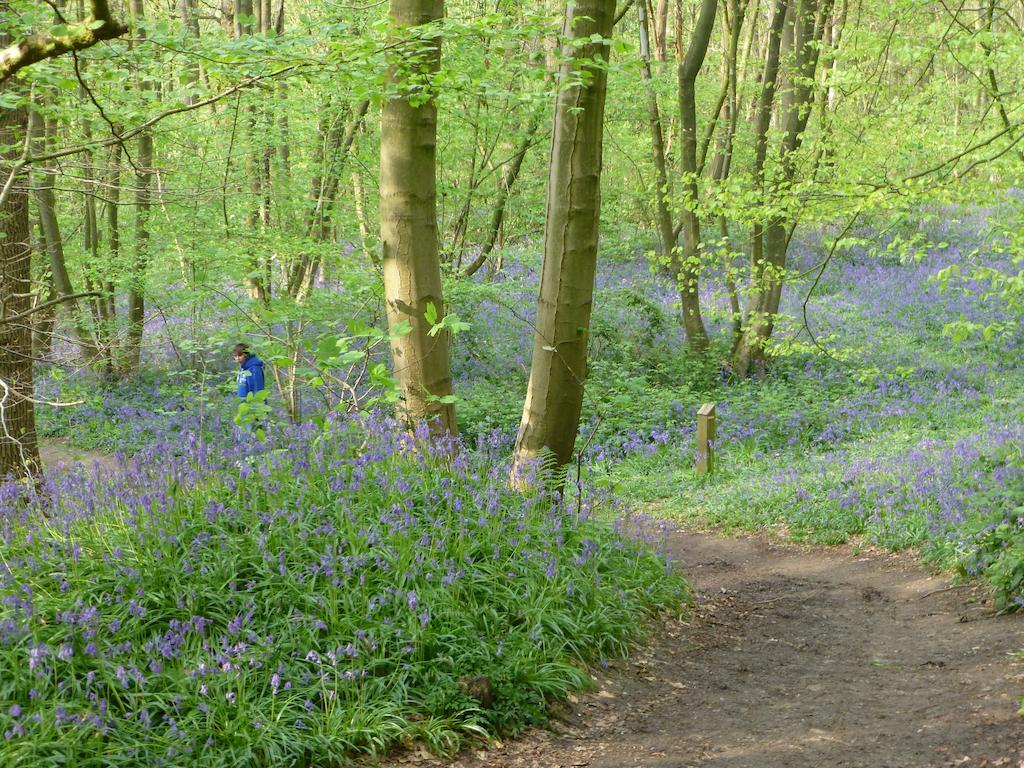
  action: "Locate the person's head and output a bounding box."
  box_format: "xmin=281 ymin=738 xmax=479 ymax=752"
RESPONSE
xmin=232 ymin=343 xmax=251 ymax=365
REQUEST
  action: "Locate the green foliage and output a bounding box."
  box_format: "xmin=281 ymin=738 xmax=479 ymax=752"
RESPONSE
xmin=954 ymin=445 xmax=1024 ymax=613
xmin=234 ymin=390 xmax=271 ymax=440
xmin=0 ymin=420 xmax=688 ymax=765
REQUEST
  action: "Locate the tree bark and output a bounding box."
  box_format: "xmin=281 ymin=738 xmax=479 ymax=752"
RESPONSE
xmin=675 ymin=0 xmax=717 ymax=352
xmin=125 ymin=0 xmax=153 ymax=372
xmin=104 ymin=141 xmax=120 ymax=333
xmin=638 ymin=2 xmax=677 ymax=285
xmin=653 ymin=0 xmax=669 ymax=62
xmin=0 ymin=0 xmax=127 ymax=83
xmin=34 ymin=115 xmax=96 ymax=357
xmin=351 ymin=168 xmax=376 ymax=266
xmin=288 ymin=98 xmax=370 ymax=297
xmin=305 ymin=99 xmax=370 ymax=240
xmin=733 ymin=0 xmax=832 ymax=377
xmin=380 ymin=0 xmax=457 ymax=436
xmin=511 ymin=0 xmax=615 ymax=480
xmin=708 ymin=0 xmax=746 ymax=340
xmin=179 ymin=0 xmax=201 ymax=106
xmin=0 ymin=90 xmax=41 ymax=480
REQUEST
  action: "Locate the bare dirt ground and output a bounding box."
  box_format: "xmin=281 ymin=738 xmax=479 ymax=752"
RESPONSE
xmin=390 ymin=531 xmax=1024 ymax=768
xmin=38 ymin=438 xmax=118 ymax=472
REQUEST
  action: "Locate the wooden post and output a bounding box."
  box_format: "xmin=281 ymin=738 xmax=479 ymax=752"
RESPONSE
xmin=696 ymin=402 xmax=716 ymax=476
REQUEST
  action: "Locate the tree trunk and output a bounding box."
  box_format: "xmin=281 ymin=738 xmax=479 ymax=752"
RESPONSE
xmin=511 ymin=0 xmax=615 ymax=480
xmin=733 ymin=0 xmax=832 ymax=377
xmin=125 ymin=0 xmax=152 ymax=372
xmin=104 ymin=141 xmax=120 ymax=336
xmin=179 ymin=0 xmax=201 ymax=105
xmin=675 ymin=0 xmax=716 ymax=352
xmin=289 ymin=98 xmax=370 ymax=297
xmin=351 ymin=169 xmax=376 ymax=266
xmin=34 ymin=115 xmax=96 ymax=357
xmin=305 ymin=100 xmax=370 ymax=240
xmin=31 ymin=205 xmax=57 ymax=359
xmin=0 ymin=93 xmax=41 ymax=480
xmin=653 ymin=0 xmax=669 ymax=62
xmin=733 ymin=0 xmax=787 ymax=373
xmin=461 ymin=109 xmax=542 ymax=278
xmin=638 ymin=2 xmax=676 ymax=281
xmin=380 ymin=0 xmax=457 ymax=436
xmin=708 ymin=0 xmax=746 ymax=340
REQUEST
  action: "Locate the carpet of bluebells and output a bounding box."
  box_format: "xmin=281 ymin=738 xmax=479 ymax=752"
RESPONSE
xmin=0 ymin=415 xmax=685 ymax=765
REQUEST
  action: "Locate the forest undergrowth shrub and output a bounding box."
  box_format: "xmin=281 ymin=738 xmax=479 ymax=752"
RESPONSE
xmin=952 ymin=442 xmax=1024 ymax=613
xmin=0 ymin=415 xmax=687 ymax=766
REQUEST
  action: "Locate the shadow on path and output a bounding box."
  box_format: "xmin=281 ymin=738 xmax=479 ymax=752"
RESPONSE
xmin=387 ymin=532 xmax=1024 ymax=768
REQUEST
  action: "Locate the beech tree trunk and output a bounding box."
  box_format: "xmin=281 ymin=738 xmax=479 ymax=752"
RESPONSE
xmin=34 ymin=115 xmax=96 ymax=358
xmin=709 ymin=0 xmax=747 ymax=339
xmin=124 ymin=0 xmax=152 ymax=372
xmin=675 ymin=0 xmax=716 ymax=352
xmin=653 ymin=0 xmax=670 ymax=62
xmin=511 ymin=0 xmax=615 ymax=480
xmin=31 ymin=218 xmax=57 ymax=360
xmin=733 ymin=0 xmax=832 ymax=377
xmin=638 ymin=2 xmax=677 ymax=281
xmin=104 ymin=141 xmax=120 ymax=333
xmin=0 ymin=92 xmax=41 ymax=479
xmin=380 ymin=0 xmax=457 ymax=436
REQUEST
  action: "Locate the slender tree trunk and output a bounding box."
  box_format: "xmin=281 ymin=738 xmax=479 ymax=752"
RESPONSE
xmin=179 ymin=0 xmax=201 ymax=105
xmin=653 ymin=0 xmax=669 ymax=62
xmin=125 ymin=0 xmax=153 ymax=372
xmin=289 ymin=99 xmax=370 ymax=297
xmin=675 ymin=0 xmax=716 ymax=352
xmin=34 ymin=116 xmax=95 ymax=357
xmin=511 ymin=0 xmax=615 ymax=480
xmin=104 ymin=141 xmax=120 ymax=337
xmin=380 ymin=0 xmax=457 ymax=435
xmin=351 ymin=169 xmax=376 ymax=266
xmin=305 ymin=99 xmax=369 ymax=238
xmin=638 ymin=3 xmax=677 ymax=279
xmin=709 ymin=0 xmax=746 ymax=340
xmin=32 ymin=258 xmax=57 ymax=361
xmin=461 ymin=109 xmax=542 ymax=278
xmin=734 ymin=0 xmax=832 ymax=376
xmin=0 ymin=91 xmax=41 ymax=479
xmin=735 ymin=0 xmax=787 ymax=364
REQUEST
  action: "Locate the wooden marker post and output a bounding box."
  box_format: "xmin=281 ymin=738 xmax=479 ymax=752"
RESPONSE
xmin=696 ymin=402 xmax=716 ymax=476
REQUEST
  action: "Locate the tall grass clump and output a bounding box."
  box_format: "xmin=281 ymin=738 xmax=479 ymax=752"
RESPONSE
xmin=0 ymin=416 xmax=687 ymax=767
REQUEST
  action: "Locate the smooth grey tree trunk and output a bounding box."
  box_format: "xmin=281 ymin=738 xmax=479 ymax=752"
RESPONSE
xmin=380 ymin=0 xmax=457 ymax=436
xmin=511 ymin=0 xmax=616 ymax=481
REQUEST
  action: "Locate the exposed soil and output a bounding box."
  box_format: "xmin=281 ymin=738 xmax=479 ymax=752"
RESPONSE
xmin=388 ymin=531 xmax=1024 ymax=768
xmin=38 ymin=438 xmax=118 ymax=472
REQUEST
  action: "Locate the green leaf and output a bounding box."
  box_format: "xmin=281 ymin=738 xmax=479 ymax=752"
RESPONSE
xmin=424 ymin=302 xmax=438 ymax=326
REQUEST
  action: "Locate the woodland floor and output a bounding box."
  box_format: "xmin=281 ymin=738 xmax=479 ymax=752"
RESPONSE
xmin=385 ymin=531 xmax=1024 ymax=768
xmin=38 ymin=438 xmax=119 ymax=472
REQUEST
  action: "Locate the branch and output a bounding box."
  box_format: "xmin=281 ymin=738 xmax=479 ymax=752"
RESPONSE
xmin=23 ymin=63 xmax=307 ymax=167
xmin=903 ymin=121 xmax=1021 ymax=183
xmin=0 ymin=0 xmax=128 ymax=83
xmin=0 ymin=291 xmax=101 ymax=327
xmin=614 ymin=0 xmax=638 ymax=27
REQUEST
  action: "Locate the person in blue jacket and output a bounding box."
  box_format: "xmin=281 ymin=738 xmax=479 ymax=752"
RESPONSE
xmin=233 ymin=343 xmax=265 ymax=399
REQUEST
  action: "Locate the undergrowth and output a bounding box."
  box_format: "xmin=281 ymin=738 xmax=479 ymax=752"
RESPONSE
xmin=0 ymin=416 xmax=687 ymax=766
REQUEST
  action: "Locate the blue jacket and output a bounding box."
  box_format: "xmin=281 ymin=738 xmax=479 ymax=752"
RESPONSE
xmin=236 ymin=355 xmax=266 ymax=399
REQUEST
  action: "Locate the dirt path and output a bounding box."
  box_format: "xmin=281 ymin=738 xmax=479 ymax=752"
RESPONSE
xmin=38 ymin=438 xmax=118 ymax=473
xmin=393 ymin=532 xmax=1024 ymax=768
